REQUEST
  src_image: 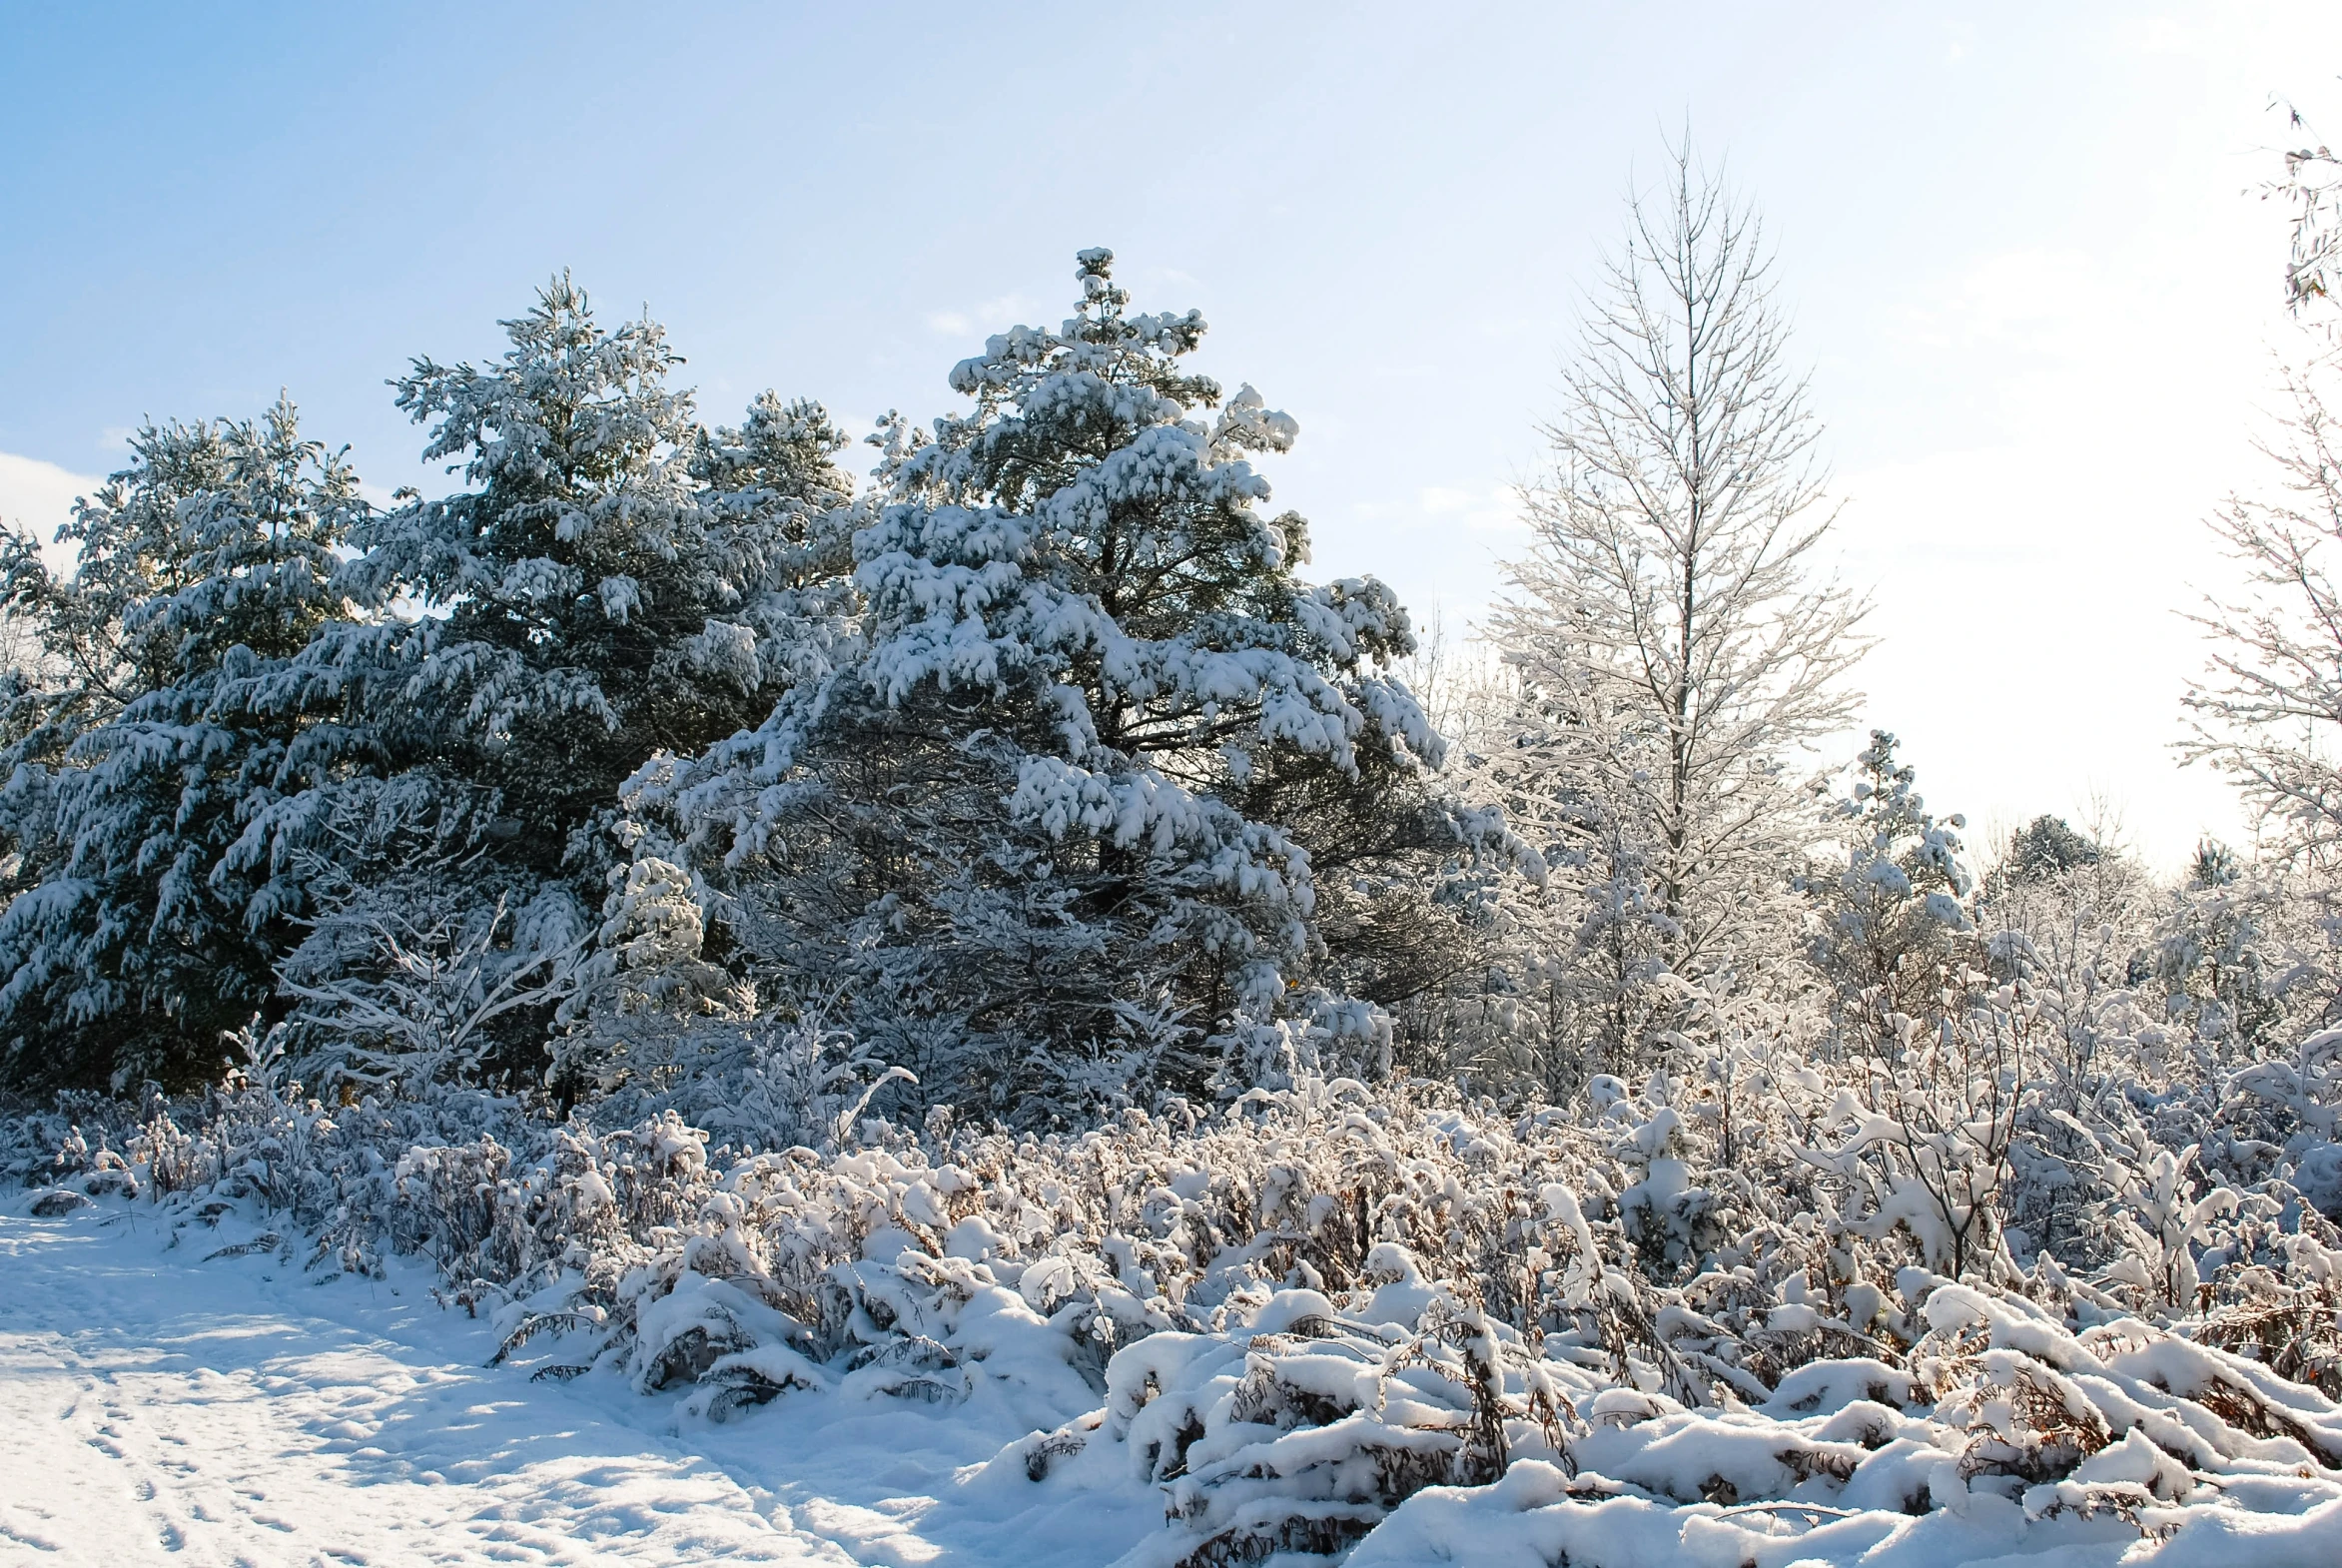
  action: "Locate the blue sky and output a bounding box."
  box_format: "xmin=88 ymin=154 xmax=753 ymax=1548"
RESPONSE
xmin=3 ymin=2 xmax=2337 ymax=867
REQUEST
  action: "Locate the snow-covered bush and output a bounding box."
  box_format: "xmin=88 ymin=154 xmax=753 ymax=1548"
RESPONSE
xmin=13 ymin=1019 xmax=2342 ymax=1564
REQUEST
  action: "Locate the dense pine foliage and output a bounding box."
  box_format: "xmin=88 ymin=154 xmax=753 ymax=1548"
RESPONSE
xmin=0 ymin=253 xmax=1516 ymax=1116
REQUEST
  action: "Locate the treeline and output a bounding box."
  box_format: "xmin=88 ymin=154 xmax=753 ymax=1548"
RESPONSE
xmin=1 ymin=154 xmax=2336 ymax=1134
xmin=0 ymin=249 xmax=1524 ymax=1121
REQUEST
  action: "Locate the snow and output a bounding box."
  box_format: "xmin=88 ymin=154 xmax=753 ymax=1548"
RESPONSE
xmin=0 ymin=1204 xmax=1153 ymax=1566
xmin=1349 ymin=1476 xmax=2342 ymax=1568
xmin=9 ymin=1158 xmax=2342 ymax=1567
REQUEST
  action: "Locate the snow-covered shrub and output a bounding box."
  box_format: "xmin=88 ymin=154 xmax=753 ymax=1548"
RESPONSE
xmin=2149 ymin=844 xmax=2332 ymax=1065
xmin=279 ymin=891 xmax=593 ymax=1097
xmin=10 ymin=977 xmax=2342 ymax=1563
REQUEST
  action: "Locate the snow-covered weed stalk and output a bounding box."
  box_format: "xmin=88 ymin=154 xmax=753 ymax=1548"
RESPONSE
xmin=280 ymin=895 xmax=592 ymax=1097
xmin=13 ymin=1025 xmax=2342 ymax=1562
xmin=1803 ymin=980 xmax=2028 ymax=1283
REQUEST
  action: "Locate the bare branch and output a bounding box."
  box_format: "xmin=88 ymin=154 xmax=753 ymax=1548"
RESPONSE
xmin=1489 ymin=144 xmax=1871 ymax=1045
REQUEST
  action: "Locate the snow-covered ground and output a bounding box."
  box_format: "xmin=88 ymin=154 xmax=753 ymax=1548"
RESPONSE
xmin=0 ymin=1205 xmax=1149 ymax=1566
xmin=9 ymin=1196 xmax=2342 ymax=1568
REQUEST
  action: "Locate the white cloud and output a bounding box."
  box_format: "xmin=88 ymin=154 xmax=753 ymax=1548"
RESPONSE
xmin=0 ymin=451 xmax=101 ymax=570
xmin=925 ymin=294 xmax=1041 ymax=340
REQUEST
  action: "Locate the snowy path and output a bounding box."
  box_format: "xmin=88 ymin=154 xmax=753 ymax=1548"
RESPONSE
xmin=0 ymin=1209 xmax=1138 ymax=1567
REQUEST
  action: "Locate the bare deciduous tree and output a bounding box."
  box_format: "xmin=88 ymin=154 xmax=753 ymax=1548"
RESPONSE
xmin=2180 ymin=359 xmax=2342 ymax=869
xmin=2269 ymin=95 xmax=2341 ymax=320
xmin=1492 ymin=147 xmax=1869 ymax=1042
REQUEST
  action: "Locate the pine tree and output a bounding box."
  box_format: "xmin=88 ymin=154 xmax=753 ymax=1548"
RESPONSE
xmin=620 ymin=250 xmax=1514 ymax=1120
xmin=0 ymin=400 xmax=363 ymax=1090
xmin=308 ymin=277 xmax=856 ymax=883
xmin=275 ymin=280 xmax=860 ymax=1091
xmin=1803 ymin=730 xmax=1976 ymax=1026
xmin=1998 ymin=815 xmax=2104 ymax=886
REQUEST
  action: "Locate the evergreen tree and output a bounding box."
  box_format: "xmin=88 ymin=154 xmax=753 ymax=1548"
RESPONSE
xmin=256 ymin=279 xmax=860 ymax=1092
xmin=1803 ymin=730 xmax=1976 ymax=1026
xmin=619 ymin=250 xmax=1514 ymax=1120
xmin=0 ymin=400 xmax=363 ymax=1089
xmin=1999 ymin=815 xmax=2102 ymax=886
xmin=305 ymin=277 xmax=857 ymax=885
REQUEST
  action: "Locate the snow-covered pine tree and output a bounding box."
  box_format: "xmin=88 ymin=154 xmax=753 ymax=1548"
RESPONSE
xmin=1803 ymin=730 xmax=1977 ymax=1028
xmin=279 ymin=279 xmax=860 ymax=1091
xmin=621 ymin=250 xmax=1516 ymax=1121
xmin=1997 ymin=814 xmax=2102 ymax=885
xmin=0 ymin=399 xmax=364 ymax=1090
xmin=312 ymin=277 xmax=857 ymax=883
